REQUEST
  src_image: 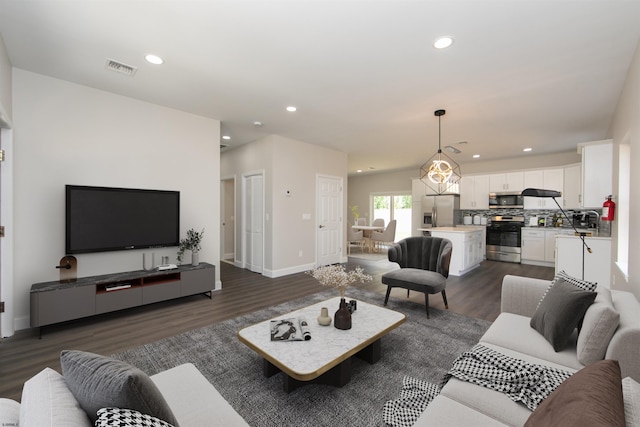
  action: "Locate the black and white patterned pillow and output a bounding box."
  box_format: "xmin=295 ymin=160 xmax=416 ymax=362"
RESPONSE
xmin=95 ymin=408 xmax=175 ymax=427
xmin=537 ymin=270 xmax=598 ymax=308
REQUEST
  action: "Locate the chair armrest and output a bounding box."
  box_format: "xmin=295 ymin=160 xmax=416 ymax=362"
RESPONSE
xmin=500 ymin=275 xmax=550 ymax=317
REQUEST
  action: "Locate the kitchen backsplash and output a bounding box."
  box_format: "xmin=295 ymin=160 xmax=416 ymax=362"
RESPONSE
xmin=461 ymin=208 xmax=610 ymax=236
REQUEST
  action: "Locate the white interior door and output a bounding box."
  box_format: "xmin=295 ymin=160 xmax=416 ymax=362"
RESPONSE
xmin=317 ymin=175 xmax=342 ymax=266
xmin=244 ymin=173 xmax=264 ymax=273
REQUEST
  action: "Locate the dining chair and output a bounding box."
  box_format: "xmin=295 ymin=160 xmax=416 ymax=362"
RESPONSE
xmin=372 ymin=218 xmax=385 ymax=227
xmin=347 ymin=227 xmax=365 ymax=254
xmin=371 ymin=220 xmax=396 ymax=252
xmin=357 ymin=218 xmax=367 ymax=226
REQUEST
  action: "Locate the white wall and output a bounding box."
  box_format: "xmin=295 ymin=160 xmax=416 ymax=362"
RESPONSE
xmin=10 ymin=69 xmax=220 ymax=332
xmin=221 ymin=134 xmax=347 ymax=277
xmin=0 ymin=34 xmax=11 ymax=126
xmin=271 ymin=136 xmax=347 ymax=272
xmin=610 ymin=41 xmax=640 ymax=299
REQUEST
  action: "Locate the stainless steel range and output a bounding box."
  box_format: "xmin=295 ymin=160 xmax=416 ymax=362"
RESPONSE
xmin=486 ymin=216 xmax=525 ymax=263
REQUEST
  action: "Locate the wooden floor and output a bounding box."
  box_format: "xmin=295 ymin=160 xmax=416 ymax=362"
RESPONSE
xmin=0 ymin=258 xmax=554 ymax=401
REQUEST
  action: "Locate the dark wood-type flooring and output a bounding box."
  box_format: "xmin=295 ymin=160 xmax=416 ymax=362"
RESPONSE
xmin=0 ymin=257 xmax=554 ymax=401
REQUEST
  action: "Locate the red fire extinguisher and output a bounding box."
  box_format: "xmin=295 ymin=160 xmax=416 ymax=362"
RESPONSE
xmin=602 ymin=195 xmax=615 ymax=221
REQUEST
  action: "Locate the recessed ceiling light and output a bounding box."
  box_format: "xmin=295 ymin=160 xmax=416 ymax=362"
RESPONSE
xmin=434 ymin=36 xmax=454 ymax=49
xmin=473 ymin=154 xmax=480 ymax=158
xmin=253 ymin=121 xmax=263 ymax=127
xmin=523 ymin=147 xmax=532 ymax=152
xmin=222 ymin=135 xmax=231 ymax=140
xmin=145 ymin=54 xmax=164 ymax=65
xmin=357 ymin=169 xmax=363 ymax=173
xmin=286 ymin=106 xmax=297 ymax=112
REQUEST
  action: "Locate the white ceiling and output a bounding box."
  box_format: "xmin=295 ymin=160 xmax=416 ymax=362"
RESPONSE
xmin=1 ymin=0 xmax=639 ymax=175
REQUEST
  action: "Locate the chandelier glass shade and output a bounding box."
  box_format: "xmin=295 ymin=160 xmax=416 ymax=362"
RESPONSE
xmin=420 ymin=110 xmax=462 ymax=194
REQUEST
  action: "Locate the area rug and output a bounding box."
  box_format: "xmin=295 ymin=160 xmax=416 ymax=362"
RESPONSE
xmin=348 ymin=249 xmax=389 ymax=262
xmin=112 ymin=288 xmax=491 ymax=427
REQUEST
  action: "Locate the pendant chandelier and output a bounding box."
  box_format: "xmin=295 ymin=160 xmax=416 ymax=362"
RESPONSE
xmin=420 ymin=109 xmax=462 ymax=194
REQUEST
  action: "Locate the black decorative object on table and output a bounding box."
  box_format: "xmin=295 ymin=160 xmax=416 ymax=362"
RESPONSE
xmin=334 ymin=298 xmax=352 ymax=330
xmin=347 ymin=300 xmax=357 ymax=313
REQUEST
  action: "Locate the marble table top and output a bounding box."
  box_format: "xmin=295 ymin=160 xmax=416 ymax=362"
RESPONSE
xmin=238 ymin=296 xmax=405 ymax=381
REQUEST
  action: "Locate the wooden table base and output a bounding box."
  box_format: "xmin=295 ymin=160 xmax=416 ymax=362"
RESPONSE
xmin=263 ymin=339 xmax=382 ymax=393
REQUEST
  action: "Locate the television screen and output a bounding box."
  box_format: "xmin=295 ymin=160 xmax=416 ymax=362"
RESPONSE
xmin=66 ymin=185 xmax=180 ymax=254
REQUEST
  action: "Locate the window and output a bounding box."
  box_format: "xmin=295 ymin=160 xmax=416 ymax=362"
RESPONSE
xmin=371 ymin=193 xmax=412 ymax=242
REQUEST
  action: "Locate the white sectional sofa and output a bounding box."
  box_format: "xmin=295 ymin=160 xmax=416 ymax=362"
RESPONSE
xmin=415 ymin=274 xmax=640 ymax=426
xmin=0 ymin=358 xmax=249 ymax=427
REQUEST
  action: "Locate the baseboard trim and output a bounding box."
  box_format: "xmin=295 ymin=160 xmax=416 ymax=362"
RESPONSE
xmin=263 ymin=262 xmax=316 ymax=278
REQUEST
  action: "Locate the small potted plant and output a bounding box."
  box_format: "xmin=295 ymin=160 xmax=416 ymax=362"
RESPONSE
xmin=351 ymin=205 xmax=360 ymax=225
xmin=177 ymin=228 xmax=204 ymax=266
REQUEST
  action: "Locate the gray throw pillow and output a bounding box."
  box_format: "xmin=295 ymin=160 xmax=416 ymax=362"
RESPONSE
xmin=60 ymin=350 xmax=178 ymax=426
xmin=530 ymin=279 xmax=597 ymax=352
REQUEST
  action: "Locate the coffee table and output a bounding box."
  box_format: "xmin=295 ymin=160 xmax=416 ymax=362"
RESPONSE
xmin=238 ymin=296 xmax=405 ymax=392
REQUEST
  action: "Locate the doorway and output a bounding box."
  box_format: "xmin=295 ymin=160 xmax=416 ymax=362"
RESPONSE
xmin=243 ymin=172 xmax=264 ymax=273
xmin=220 ymin=177 xmax=235 ymax=264
xmin=316 ymin=175 xmax=343 ymax=266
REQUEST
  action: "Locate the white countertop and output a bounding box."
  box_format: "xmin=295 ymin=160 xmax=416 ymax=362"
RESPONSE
xmin=556 ymin=234 xmax=611 ymax=240
xmin=522 ymin=226 xmax=609 ymax=238
xmin=422 ymin=226 xmax=485 ymax=233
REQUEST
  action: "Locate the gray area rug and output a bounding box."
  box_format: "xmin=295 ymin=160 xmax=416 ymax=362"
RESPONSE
xmin=112 ymin=288 xmax=491 ymax=427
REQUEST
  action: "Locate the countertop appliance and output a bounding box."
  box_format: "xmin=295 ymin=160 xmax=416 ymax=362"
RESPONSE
xmin=489 ymin=192 xmax=524 ymax=209
xmin=486 ymin=215 xmax=525 ymax=263
xmin=422 ymin=194 xmax=460 ymax=228
xmin=573 ymin=212 xmax=599 ymax=229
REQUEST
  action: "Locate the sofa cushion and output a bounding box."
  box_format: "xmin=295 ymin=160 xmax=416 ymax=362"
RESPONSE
xmin=480 ymin=315 xmax=583 ymax=370
xmin=530 ymin=279 xmax=596 ymax=351
xmin=0 ymin=398 xmax=21 ymax=427
xmin=414 ymin=394 xmax=510 ymax=426
xmin=95 ymin=407 xmax=175 ymax=427
xmin=151 ymin=363 xmax=250 ymax=427
xmin=524 ymin=360 xmax=625 ymax=427
xmin=60 ymin=350 xmax=178 ymax=426
xmin=577 ymin=287 xmax=620 ymax=365
xmin=623 ymin=377 xmax=640 ymax=427
xmin=19 ymin=367 xmax=91 ymax=427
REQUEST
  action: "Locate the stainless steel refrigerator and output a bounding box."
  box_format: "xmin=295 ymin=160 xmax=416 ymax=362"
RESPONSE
xmin=421 ymin=194 xmax=460 ymax=228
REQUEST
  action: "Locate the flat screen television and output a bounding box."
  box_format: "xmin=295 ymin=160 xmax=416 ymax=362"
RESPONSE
xmin=66 ymin=185 xmax=180 ymax=254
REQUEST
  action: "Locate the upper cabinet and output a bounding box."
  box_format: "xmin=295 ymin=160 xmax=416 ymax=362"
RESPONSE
xmin=563 ymin=163 xmax=582 ymax=209
xmin=579 ymin=140 xmax=612 ymax=208
xmin=523 ymin=168 xmax=564 ymax=209
xmin=460 ymin=175 xmax=490 ymax=209
xmin=489 ymin=172 xmax=524 ymax=193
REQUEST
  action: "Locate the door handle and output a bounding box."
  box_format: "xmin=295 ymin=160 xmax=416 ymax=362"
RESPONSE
xmin=319 ymin=225 xmax=325 ymax=228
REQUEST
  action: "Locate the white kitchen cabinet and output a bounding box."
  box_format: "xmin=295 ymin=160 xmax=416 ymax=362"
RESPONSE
xmin=522 ymin=228 xmax=575 ymax=266
xmin=459 ymin=175 xmax=489 ymax=209
xmin=489 ymin=172 xmax=524 ymax=193
xmin=579 ymin=140 xmax=612 ymax=208
xmin=556 ymin=235 xmax=612 ymax=287
xmin=521 ymin=228 xmax=546 ymax=263
xmin=523 ymin=168 xmax=564 ymax=209
xmin=563 ymin=163 xmax=582 ymax=209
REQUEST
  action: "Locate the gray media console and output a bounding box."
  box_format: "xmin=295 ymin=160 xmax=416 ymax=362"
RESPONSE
xmin=30 ymin=262 xmax=215 ymax=333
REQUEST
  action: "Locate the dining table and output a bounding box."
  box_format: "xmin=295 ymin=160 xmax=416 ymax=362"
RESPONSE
xmin=352 ymin=225 xmax=384 ymax=253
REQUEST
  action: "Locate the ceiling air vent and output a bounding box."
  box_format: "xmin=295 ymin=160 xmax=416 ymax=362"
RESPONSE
xmin=104 ymin=58 xmax=137 ymax=77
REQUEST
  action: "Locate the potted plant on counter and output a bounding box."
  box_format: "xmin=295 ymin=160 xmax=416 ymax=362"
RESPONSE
xmin=177 ymin=228 xmax=204 ymax=266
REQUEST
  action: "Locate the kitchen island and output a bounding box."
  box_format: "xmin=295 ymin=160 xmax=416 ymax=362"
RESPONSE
xmin=419 ymin=226 xmax=485 ymax=276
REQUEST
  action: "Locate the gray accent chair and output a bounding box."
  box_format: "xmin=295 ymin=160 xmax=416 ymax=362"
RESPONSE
xmin=382 ymin=236 xmax=452 ymax=318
